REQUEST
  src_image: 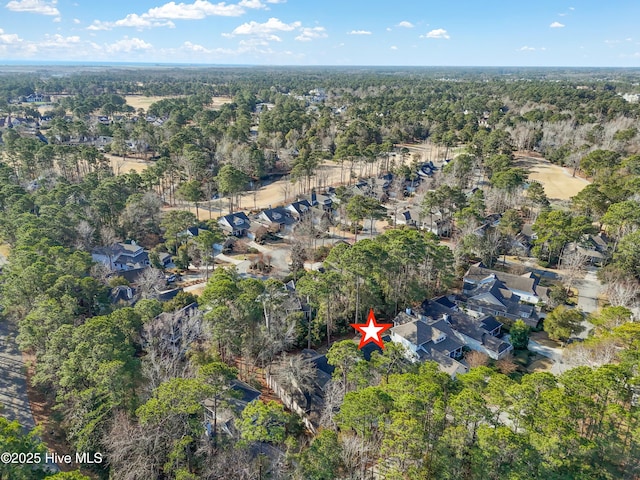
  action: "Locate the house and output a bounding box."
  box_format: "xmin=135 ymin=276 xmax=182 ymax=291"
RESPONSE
xmin=287 ymin=199 xmax=312 ymax=219
xmin=92 ymin=241 xmax=150 ymax=271
xmin=424 ymin=215 xmax=452 ymax=237
xmin=566 ymin=233 xmax=609 ymax=266
xmin=266 ymin=351 xmax=328 ymax=433
xmin=141 ymin=302 xmax=198 ymax=355
xmin=309 ymin=191 xmax=333 ymax=212
xmin=462 ymin=265 xmax=547 ymax=327
xmin=390 ymin=311 xmax=468 ymax=378
xmin=463 ymin=263 xmax=549 ymax=305
xmin=422 ymin=297 xmax=513 ymax=360
xmin=397 ymin=210 xmax=417 ymax=227
xmin=157 ymin=252 xmax=173 ymax=269
xmin=109 ymin=285 xmax=136 ymax=305
xmin=179 ymin=226 xmax=207 ymax=238
xmin=258 ymin=207 xmax=296 ymax=233
xmin=23 ymin=93 xmax=44 ymax=103
xmin=511 ymin=223 xmax=535 ymax=256
xmin=203 ymin=380 xmax=261 ymax=438
xmin=218 ymin=212 xmax=251 ymax=237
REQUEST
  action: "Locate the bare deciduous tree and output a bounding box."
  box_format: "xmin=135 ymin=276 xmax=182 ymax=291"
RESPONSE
xmin=270 ymin=353 xmax=317 ymax=399
xmin=141 ymin=308 xmax=205 ymax=392
xmin=320 ymin=379 xmax=344 ymax=430
xmin=560 ymin=249 xmax=589 ymax=294
xmin=564 ymin=337 xmax=619 ymax=367
xmin=466 ymin=350 xmax=490 ymax=368
xmin=75 ymin=220 xmax=95 ymax=251
xmin=137 ymin=267 xmax=165 ymax=299
xmin=495 ymin=353 xmax=518 ymax=375
xmin=605 ymin=276 xmax=640 ymax=310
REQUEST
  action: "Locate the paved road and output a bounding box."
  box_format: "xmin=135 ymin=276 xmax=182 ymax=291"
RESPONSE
xmin=0 ymin=318 xmax=35 ymax=431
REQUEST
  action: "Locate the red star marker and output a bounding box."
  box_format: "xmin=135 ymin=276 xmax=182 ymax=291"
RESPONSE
xmin=351 ymin=309 xmax=393 ymax=350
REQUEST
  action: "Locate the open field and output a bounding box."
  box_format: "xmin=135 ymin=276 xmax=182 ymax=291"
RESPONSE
xmin=106 ymin=153 xmax=151 ymax=174
xmin=515 ymin=154 xmax=590 ymax=201
xmin=124 ymin=95 xmax=232 ymax=112
xmin=117 ymin=144 xmax=589 ymax=219
xmin=124 ymin=95 xmax=180 ymax=111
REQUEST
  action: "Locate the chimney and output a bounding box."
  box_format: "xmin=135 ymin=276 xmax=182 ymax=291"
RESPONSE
xmin=311 ymin=191 xmax=317 ymax=204
xmin=442 ymin=313 xmax=450 ymax=323
xmin=405 ymin=307 xmax=412 ymax=316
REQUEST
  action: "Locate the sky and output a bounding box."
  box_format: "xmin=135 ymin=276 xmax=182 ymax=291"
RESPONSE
xmin=0 ymin=0 xmax=639 ymax=66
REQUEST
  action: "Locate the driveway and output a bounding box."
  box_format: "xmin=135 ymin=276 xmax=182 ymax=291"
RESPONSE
xmin=247 ymin=241 xmax=290 ymax=275
xmin=575 ymin=267 xmax=602 ymax=314
xmin=0 ymin=318 xmax=35 ymax=431
xmin=572 ymin=266 xmax=603 ymax=338
xmin=528 ymin=339 xmax=571 ymax=375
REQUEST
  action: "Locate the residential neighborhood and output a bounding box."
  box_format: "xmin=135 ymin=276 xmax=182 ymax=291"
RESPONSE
xmin=1 ymin=60 xmax=639 ymax=480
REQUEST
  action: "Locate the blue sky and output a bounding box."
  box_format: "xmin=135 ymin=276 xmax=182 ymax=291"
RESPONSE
xmin=1 ymin=0 xmax=639 ymax=66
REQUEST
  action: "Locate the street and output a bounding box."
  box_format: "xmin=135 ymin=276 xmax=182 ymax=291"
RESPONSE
xmin=0 ymin=318 xmax=35 ymax=431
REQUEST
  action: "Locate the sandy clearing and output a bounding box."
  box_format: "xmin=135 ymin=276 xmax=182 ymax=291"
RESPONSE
xmin=210 ymin=96 xmax=233 ymax=109
xmin=397 ymin=143 xmax=465 ymax=162
xmin=124 ymin=95 xmax=181 ymax=111
xmin=125 ymin=95 xmax=232 ymax=112
xmin=515 ymin=155 xmax=590 ymax=201
xmin=106 ymin=154 xmax=152 ymax=174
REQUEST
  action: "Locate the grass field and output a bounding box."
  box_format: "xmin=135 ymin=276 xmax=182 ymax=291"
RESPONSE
xmin=515 ymin=155 xmax=590 ymax=201
xmin=125 ymin=95 xmax=232 ymax=112
xmin=106 ymin=154 xmax=152 ymax=175
xmin=124 ymin=95 xmax=179 ymax=111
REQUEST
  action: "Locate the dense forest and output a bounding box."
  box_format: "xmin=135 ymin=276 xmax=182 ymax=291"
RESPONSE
xmin=1 ymin=67 xmax=640 ymax=479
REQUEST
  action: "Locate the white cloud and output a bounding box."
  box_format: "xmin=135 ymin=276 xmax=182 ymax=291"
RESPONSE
xmin=88 ymin=13 xmax=176 ymax=30
xmin=106 ymin=36 xmax=152 ymax=53
xmin=6 ymin=0 xmax=59 ymax=16
xmin=347 ymin=30 xmax=371 ymax=35
xmin=396 ymin=21 xmax=414 ymax=28
xmin=90 ymin=0 xmax=246 ymax=30
xmin=53 ymin=16 xmax=61 ymax=22
xmin=117 ymin=14 xmax=175 ymax=29
xmin=73 ymin=18 xmax=80 ymax=24
xmin=295 ymin=26 xmax=327 ymax=42
xmin=390 ymin=45 xmax=398 ymax=50
xmin=550 ymin=21 xmax=565 ymax=28
xmin=38 ymin=33 xmax=81 ymax=48
xmin=146 ymin=0 xmax=244 ymax=19
xmin=0 ymin=28 xmax=23 ymax=44
xmin=230 ymin=17 xmax=300 ymax=36
xmin=183 ymin=41 xmax=212 ymax=53
xmin=519 ymin=46 xmax=536 ymax=51
xmin=422 ymin=28 xmax=449 ymax=39
xmin=239 ymin=0 xmax=267 ymax=8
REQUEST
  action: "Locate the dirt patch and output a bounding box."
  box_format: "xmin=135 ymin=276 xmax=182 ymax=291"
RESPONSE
xmin=106 ymin=154 xmax=152 ymax=175
xmin=529 ymin=330 xmax=563 ymax=348
xmin=0 ymin=243 xmax=10 ymax=258
xmin=527 ymin=356 xmax=554 ymax=373
xmin=210 ymin=96 xmax=233 ymax=109
xmin=515 ymin=155 xmax=590 ymax=201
